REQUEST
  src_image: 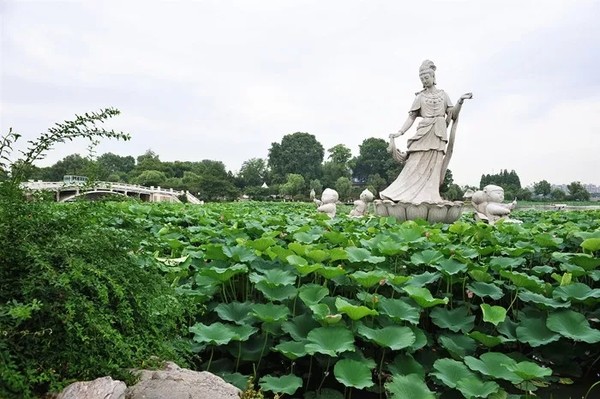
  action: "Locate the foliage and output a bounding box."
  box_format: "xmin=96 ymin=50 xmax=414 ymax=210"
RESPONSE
xmin=279 ymin=173 xmax=306 ymax=197
xmin=352 ymin=137 xmax=401 ymax=184
xmin=137 ymin=202 xmax=600 ymax=399
xmin=480 ymin=169 xmax=521 ymax=191
xmin=268 ymin=132 xmax=324 ymax=183
xmin=567 ymin=181 xmax=590 ymax=201
xmin=533 ymin=180 xmax=552 ymax=197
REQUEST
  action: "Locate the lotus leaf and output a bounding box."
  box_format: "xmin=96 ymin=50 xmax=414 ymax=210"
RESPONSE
xmin=199 ymin=263 xmax=248 ymax=282
xmin=405 ymin=271 xmax=441 ymax=287
xmin=316 ymin=265 xmax=347 ymax=279
xmin=298 ymin=284 xmax=329 ymax=305
xmin=350 ymin=270 xmax=390 ymax=288
xmin=546 ymin=309 xmax=600 ymax=343
xmin=273 ymin=340 xmax=308 ymax=360
xmin=357 ymin=324 xmax=416 ymax=350
xmin=505 ymin=361 xmax=552 ymax=381
xmin=288 ymin=242 xmax=307 ymax=255
xmin=214 ymin=301 xmax=256 ymax=325
xmin=346 ymin=247 xmax=385 ymax=264
xmin=464 ymin=352 xmax=522 ymax=383
xmin=468 ymin=331 xmax=506 ymax=348
xmin=328 ymin=247 xmax=348 ymax=261
xmin=189 ymin=322 xmax=238 ymax=346
xmin=222 ymin=245 xmax=256 ymax=262
xmin=376 ymin=239 xmax=409 ymax=256
xmin=387 ymin=353 xmax=425 ymax=377
xmin=410 ymin=249 xmax=444 ymax=266
xmin=402 ymin=286 xmax=449 ymax=308
xmin=430 ymin=306 xmax=475 ymax=333
xmin=552 ymin=283 xmax=600 ymax=301
xmin=469 ymin=269 xmax=494 ymax=283
xmin=293 ymin=230 xmax=323 ymax=244
xmin=489 ymin=256 xmax=525 ymax=270
xmin=305 ymin=326 xmax=355 ymax=356
xmin=249 ymin=269 xmax=296 ymax=286
xmin=571 ymin=254 xmax=600 ymax=270
xmin=581 ymin=237 xmax=600 ymax=252
xmin=259 ymin=374 xmax=303 ymax=395
xmin=437 ymin=258 xmax=467 ymax=275
xmin=286 ymin=254 xmax=307 ymax=267
xmin=385 ymin=374 xmax=435 ymax=399
xmin=534 ymin=233 xmax=563 ymax=248
xmin=250 ymin=303 xmax=290 ymax=323
xmin=481 ymin=304 xmax=507 ymax=326
xmin=333 ymin=358 xmax=374 ymax=389
xmin=335 ymin=297 xmax=378 ymax=320
xmin=377 ymin=297 xmax=421 ymax=324
xmin=254 ymin=281 xmax=297 ymax=301
xmin=438 ymin=333 xmax=477 ymax=358
xmin=248 ymin=237 xmax=276 ymax=252
xmin=219 ymin=372 xmax=248 ymax=390
xmin=456 ymin=377 xmax=500 ymax=399
xmin=467 ymin=281 xmax=504 ymax=300
xmin=500 ymin=270 xmax=544 ymax=292
xmin=518 ymin=291 xmax=571 ymax=309
xmin=281 ymin=313 xmax=320 ymax=341
xmin=431 ymin=358 xmax=476 ymax=389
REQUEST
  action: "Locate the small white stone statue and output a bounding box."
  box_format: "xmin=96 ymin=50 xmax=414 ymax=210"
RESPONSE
xmin=471 ymin=185 xmax=519 ymax=224
xmin=315 ymin=188 xmax=339 ymax=218
xmin=349 ymin=189 xmax=375 ymax=217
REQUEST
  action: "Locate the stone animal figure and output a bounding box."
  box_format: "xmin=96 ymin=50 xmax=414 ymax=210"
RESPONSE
xmin=349 ymin=189 xmax=375 ymax=217
xmin=471 ymin=184 xmax=517 ymax=224
xmin=315 ymin=188 xmax=339 ymax=218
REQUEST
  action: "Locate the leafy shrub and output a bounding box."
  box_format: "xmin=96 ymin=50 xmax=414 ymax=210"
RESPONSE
xmin=0 ymin=184 xmax=195 ymax=398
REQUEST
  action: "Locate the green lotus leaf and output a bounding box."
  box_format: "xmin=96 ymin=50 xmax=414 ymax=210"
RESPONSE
xmin=265 ymin=245 xmax=294 ymax=262
xmin=204 ymin=244 xmax=228 ymax=261
xmin=254 ymin=281 xmax=297 ymax=301
xmin=518 ymin=291 xmax=571 ymax=309
xmin=437 ymin=259 xmax=467 ymax=275
xmin=481 ymin=304 xmax=507 ymax=326
xmin=273 ymin=340 xmax=308 ymax=360
xmin=546 ymin=310 xmax=600 ymax=343
xmin=438 ymin=333 xmax=477 ymax=358
xmin=249 ymin=269 xmax=296 ymax=286
xmin=405 ymin=271 xmax=441 ymax=287
xmin=500 ymin=270 xmax=545 ymax=292
xmin=342 ymin=351 xmax=377 ymax=369
xmin=389 ymin=275 xmax=411 ymax=285
xmin=407 ymin=326 xmax=427 ymax=352
xmin=295 ymin=262 xmax=324 ymax=276
xmin=516 ymin=316 xmax=560 ymax=347
xmin=328 ymin=247 xmax=348 ymax=261
xmin=333 ymin=358 xmax=374 ymax=389
xmin=335 ymin=297 xmax=378 ymax=320
xmin=505 ymin=361 xmax=552 ymax=381
xmin=346 ymin=247 xmax=385 ymax=264
xmin=288 ymin=242 xmax=307 ymax=255
xmin=222 ymin=245 xmax=256 ymax=262
xmin=571 ymin=254 xmax=600 ymax=270
xmin=189 ymin=322 xmax=238 ymax=345
xmin=468 ymin=331 xmax=506 ymax=348
xmin=298 ymin=284 xmax=329 ymax=306
xmin=350 ymin=270 xmax=389 ymax=288
xmin=218 ymin=372 xmax=248 ymax=390
xmin=316 ymin=265 xmax=347 ymax=279
xmin=489 ymin=256 xmax=525 ymax=270
xmin=306 ymin=326 xmax=355 ymax=356
xmin=411 ymin=249 xmax=444 ymax=266
xmin=357 ymin=324 xmax=416 ymax=350
xmin=385 ymin=374 xmax=435 ymax=399
xmin=281 ymin=313 xmax=320 ymax=341
xmin=259 ymin=374 xmax=303 ymax=395
xmin=377 ymin=297 xmax=421 ymax=324
xmin=402 ymin=286 xmax=449 ymax=308
xmin=306 ymin=249 xmax=330 ymax=262
xmin=430 ymin=306 xmax=475 ymax=333
xmin=553 ymin=283 xmax=600 ymax=301
xmin=469 ymin=269 xmax=494 ymax=283
xmin=286 ymin=254 xmax=307 ymax=267
xmin=467 ymin=281 xmax=504 ymax=300
xmin=581 ymin=238 xmax=600 ymax=252
xmin=387 ymin=353 xmax=425 ymax=377
xmin=456 ymin=377 xmax=500 ymax=399
xmin=534 ymin=233 xmax=563 ymax=248
xmin=496 ymin=317 xmax=519 ymax=341
xmin=464 ymin=352 xmax=522 ymax=384
xmin=431 ymin=358 xmax=476 ymax=389
xmin=199 ymin=263 xmax=248 ymax=282
xmin=293 ymin=230 xmax=323 ymax=244
xmin=377 ymin=239 xmax=408 ymax=256
xmin=531 ymin=265 xmax=555 ymax=275
xmin=214 ymin=301 xmax=256 ymax=325
xmin=250 ymin=303 xmax=290 ymax=323
xmin=248 ymin=237 xmax=276 ymax=252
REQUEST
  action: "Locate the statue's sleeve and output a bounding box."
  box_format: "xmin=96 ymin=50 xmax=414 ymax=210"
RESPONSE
xmin=444 ymin=91 xmax=454 ymax=108
xmin=409 ymin=93 xmax=421 ymax=116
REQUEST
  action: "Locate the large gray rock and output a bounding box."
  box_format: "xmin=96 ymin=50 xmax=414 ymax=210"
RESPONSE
xmin=57 ymin=376 xmax=126 ymax=399
xmin=126 ymin=362 xmax=240 ymax=399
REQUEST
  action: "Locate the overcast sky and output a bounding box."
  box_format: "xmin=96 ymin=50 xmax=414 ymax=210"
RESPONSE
xmin=2 ymin=0 xmax=599 ymax=187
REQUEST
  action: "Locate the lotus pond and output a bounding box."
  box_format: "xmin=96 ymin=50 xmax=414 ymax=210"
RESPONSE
xmin=118 ymin=202 xmax=600 ymax=399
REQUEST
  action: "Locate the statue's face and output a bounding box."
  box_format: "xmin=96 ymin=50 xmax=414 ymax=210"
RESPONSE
xmin=420 ymin=72 xmax=434 ymax=88
xmin=488 ymin=189 xmax=504 ymax=203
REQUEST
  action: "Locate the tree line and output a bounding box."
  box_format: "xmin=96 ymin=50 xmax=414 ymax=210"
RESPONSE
xmin=5 ymin=131 xmax=590 ymax=202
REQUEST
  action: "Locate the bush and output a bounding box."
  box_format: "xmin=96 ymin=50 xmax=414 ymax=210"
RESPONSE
xmin=0 ymin=184 xmax=194 ymax=398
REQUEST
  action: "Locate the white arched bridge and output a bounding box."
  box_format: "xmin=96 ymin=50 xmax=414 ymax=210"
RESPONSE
xmin=20 ymin=179 xmax=203 ymax=204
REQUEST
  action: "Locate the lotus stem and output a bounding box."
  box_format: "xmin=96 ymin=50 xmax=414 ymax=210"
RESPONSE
xmin=256 ymin=331 xmax=269 ymax=372
xmin=305 ymin=355 xmax=313 ymax=391
xmin=584 ymin=380 xmax=600 ymax=399
xmin=207 ymin=346 xmax=214 ymax=372
xmin=317 ymin=357 xmax=331 ymax=393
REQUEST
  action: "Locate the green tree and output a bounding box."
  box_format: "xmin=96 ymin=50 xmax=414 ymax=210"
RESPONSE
xmin=197 ymin=174 xmax=239 ymax=201
xmin=135 ymin=170 xmax=167 ymax=187
xmin=480 ymin=169 xmax=521 ymax=191
xmin=550 ymin=188 xmax=567 ymax=201
xmin=43 ymin=154 xmax=93 ymax=181
xmin=533 ymin=180 xmax=552 ymax=197
xmin=352 ymin=138 xmax=402 ymax=185
xmin=566 ymin=181 xmax=590 ymax=201
xmin=309 ymin=179 xmax=323 ymax=197
xmin=366 ymin=173 xmax=387 ymax=196
xmin=96 ymin=153 xmax=135 ymax=180
xmin=238 ymin=158 xmax=269 ymax=188
xmin=136 ymin=150 xmax=162 ymax=171
xmin=334 ymin=176 xmax=352 ymax=201
xmin=268 ymin=132 xmax=324 ymax=183
xmin=279 ymin=173 xmax=306 ymax=198
xmin=328 ymin=144 xmax=352 ymax=165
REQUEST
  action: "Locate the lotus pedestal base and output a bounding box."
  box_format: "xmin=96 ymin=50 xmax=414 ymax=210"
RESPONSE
xmin=373 ymin=200 xmax=464 ymax=224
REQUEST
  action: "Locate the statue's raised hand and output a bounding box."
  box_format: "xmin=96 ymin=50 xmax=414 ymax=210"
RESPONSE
xmin=460 ymin=93 xmax=473 ymax=101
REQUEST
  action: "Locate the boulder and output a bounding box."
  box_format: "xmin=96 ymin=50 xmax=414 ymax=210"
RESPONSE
xmin=57 ymin=376 xmax=126 ymax=399
xmin=126 ymin=362 xmax=240 ymax=399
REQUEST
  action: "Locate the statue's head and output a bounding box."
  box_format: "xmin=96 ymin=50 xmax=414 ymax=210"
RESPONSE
xmin=359 ymin=189 xmax=374 ymax=202
xmin=483 ymin=185 xmax=505 ymax=203
xmin=321 ymin=188 xmax=339 ymax=204
xmin=419 ymin=60 xmax=436 ymax=87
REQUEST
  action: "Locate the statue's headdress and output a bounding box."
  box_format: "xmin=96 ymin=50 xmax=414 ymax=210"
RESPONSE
xmin=419 ymin=60 xmax=437 ymax=85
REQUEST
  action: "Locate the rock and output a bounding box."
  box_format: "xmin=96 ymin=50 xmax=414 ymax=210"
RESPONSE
xmin=126 ymin=362 xmax=240 ymax=399
xmin=57 ymin=376 xmax=126 ymax=399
